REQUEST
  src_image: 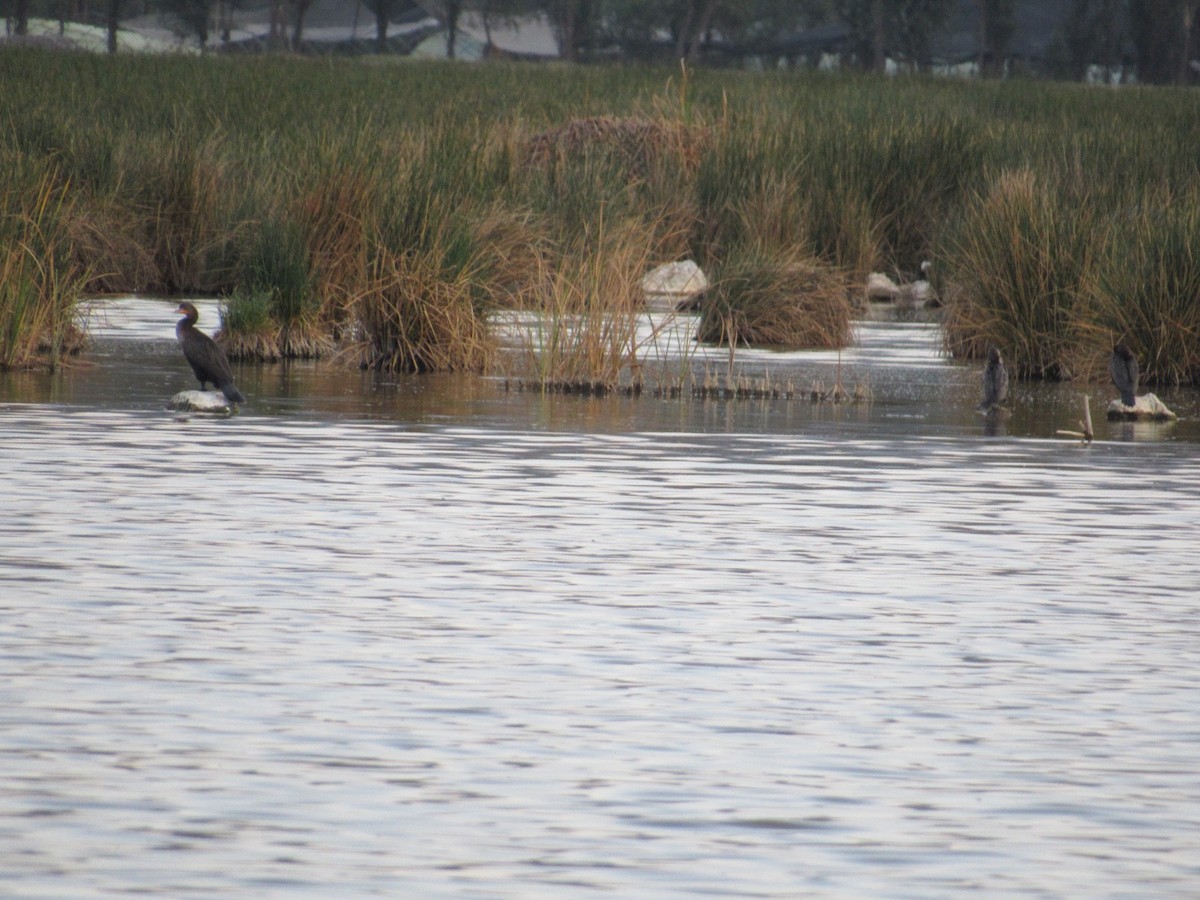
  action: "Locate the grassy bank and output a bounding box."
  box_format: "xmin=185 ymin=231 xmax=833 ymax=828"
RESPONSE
xmin=2 ymin=49 xmax=1199 ymax=387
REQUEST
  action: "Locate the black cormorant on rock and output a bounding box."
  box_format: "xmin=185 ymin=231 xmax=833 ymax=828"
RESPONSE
xmin=174 ymin=302 xmax=246 ymax=404
xmin=978 ymin=345 xmax=1009 ymax=412
xmin=1110 ymin=342 xmax=1138 ymax=408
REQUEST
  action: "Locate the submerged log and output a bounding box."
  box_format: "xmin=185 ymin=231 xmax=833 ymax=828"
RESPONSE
xmin=168 ymin=390 xmax=234 ymax=414
xmin=1105 ymin=393 xmax=1177 ymax=422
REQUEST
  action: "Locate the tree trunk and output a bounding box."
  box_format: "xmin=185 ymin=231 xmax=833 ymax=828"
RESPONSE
xmin=978 ymin=0 xmax=1016 ymax=78
xmin=685 ymin=0 xmax=719 ymax=63
xmin=445 ymin=1 xmax=460 ymax=59
xmin=675 ymin=1 xmax=696 ymax=60
xmin=376 ymin=7 xmax=388 ymax=52
xmin=292 ymin=0 xmax=313 ymax=50
xmin=15 ymin=0 xmax=29 ymax=35
xmin=871 ymin=0 xmax=885 ymax=72
xmin=552 ymin=0 xmax=580 ymax=61
xmin=1128 ymin=0 xmax=1194 ymax=83
xmin=106 ymin=0 xmax=119 ymax=52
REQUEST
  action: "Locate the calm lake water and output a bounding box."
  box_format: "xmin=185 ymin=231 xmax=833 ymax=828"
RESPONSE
xmin=2 ymin=298 xmax=1198 ymax=897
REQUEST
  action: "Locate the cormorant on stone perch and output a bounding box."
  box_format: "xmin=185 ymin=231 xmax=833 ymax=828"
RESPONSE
xmin=174 ymin=301 xmax=246 ymax=404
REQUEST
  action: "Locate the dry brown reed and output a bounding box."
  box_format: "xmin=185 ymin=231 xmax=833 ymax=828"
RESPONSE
xmin=524 ymin=115 xmax=704 ymax=177
xmin=354 ymin=246 xmax=494 ymax=373
xmin=65 ymin=194 xmax=157 ymax=295
xmin=511 ymin=217 xmax=652 ymax=391
xmin=1075 ymin=192 xmax=1200 ymax=386
xmin=469 ymin=206 xmax=554 ymax=310
xmin=136 ymin=133 xmax=237 ymax=294
xmin=0 ymin=172 xmax=91 ymax=369
xmin=297 ymin=169 xmax=374 ymax=327
xmin=940 ymin=169 xmax=1096 ymax=379
xmin=697 ymin=247 xmax=854 ymax=350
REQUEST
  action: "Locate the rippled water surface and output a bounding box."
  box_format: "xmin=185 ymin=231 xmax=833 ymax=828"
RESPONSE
xmin=2 ymin=300 xmax=1199 ymax=897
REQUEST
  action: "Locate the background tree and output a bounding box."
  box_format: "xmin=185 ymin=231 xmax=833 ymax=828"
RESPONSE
xmin=836 ymin=0 xmax=952 ymax=71
xmin=673 ymin=0 xmax=721 ymax=62
xmin=364 ymin=0 xmax=403 ymax=51
xmin=107 ymin=0 xmax=121 ymax=52
xmin=1059 ymin=0 xmax=1129 ymax=81
xmin=475 ymin=0 xmax=543 ymax=54
xmin=164 ymin=0 xmax=214 ymax=46
xmin=425 ymin=0 xmax=465 ymax=58
xmin=292 ymin=0 xmax=316 ymax=48
xmin=585 ymin=0 xmax=831 ymax=63
xmin=544 ymin=0 xmax=592 ymax=60
xmin=707 ymin=0 xmax=828 ymax=59
xmin=14 ymin=0 xmax=30 ymax=36
xmin=1129 ymin=0 xmax=1199 ymax=83
xmin=893 ymin=0 xmax=955 ymax=70
xmin=977 ymin=0 xmax=1015 ymax=76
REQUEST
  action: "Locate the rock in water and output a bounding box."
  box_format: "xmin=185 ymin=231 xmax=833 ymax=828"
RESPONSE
xmin=1105 ymin=392 xmax=1176 ymax=421
xmin=169 ymin=390 xmax=234 ymax=414
xmin=641 ymin=260 xmax=708 ymax=312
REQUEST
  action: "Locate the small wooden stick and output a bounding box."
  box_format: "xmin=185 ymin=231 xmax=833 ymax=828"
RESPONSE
xmin=1055 ymin=395 xmax=1094 ymax=444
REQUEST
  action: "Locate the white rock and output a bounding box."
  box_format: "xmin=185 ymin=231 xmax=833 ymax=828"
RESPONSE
xmin=865 ymin=271 xmax=900 ymax=300
xmin=1105 ymin=392 xmax=1177 ymax=421
xmin=169 ymin=390 xmax=233 ymax=414
xmin=642 ymin=260 xmax=708 ymax=312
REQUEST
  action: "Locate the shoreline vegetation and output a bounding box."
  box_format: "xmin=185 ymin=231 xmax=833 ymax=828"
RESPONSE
xmin=2 ymin=49 xmax=1200 ymax=391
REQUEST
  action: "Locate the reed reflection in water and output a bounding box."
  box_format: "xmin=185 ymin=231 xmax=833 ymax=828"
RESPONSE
xmin=2 ymin=407 xmax=1198 ymax=897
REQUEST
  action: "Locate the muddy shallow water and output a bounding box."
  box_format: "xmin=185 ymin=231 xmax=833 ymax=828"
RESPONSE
xmin=2 ymin=298 xmax=1198 ymax=896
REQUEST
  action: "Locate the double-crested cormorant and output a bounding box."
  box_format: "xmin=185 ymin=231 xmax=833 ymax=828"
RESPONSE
xmin=1110 ymin=342 xmax=1138 ymax=407
xmin=175 ymin=302 xmax=246 ymax=404
xmin=978 ymin=345 xmax=1009 ymax=412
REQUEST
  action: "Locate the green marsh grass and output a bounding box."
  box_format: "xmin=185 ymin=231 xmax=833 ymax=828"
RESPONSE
xmin=4 ymin=50 xmax=1200 ymax=385
xmin=940 ymin=169 xmax=1098 ymax=380
xmin=0 ymin=172 xmax=91 ymax=370
xmin=226 ymin=217 xmax=331 ymax=359
xmin=1082 ymin=193 xmax=1200 ymax=386
xmin=219 ymin=289 xmax=279 ymax=361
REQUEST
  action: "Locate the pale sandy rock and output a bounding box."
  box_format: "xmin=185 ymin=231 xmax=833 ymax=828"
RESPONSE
xmin=169 ymin=390 xmax=233 ymax=414
xmin=642 ymin=260 xmax=708 ymax=312
xmin=1106 ymin=392 xmax=1177 ymax=421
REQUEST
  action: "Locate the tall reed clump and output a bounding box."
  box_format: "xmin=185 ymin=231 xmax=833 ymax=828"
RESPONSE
xmin=522 ymin=113 xmax=704 ymax=255
xmin=350 ymin=121 xmax=503 ymax=373
xmin=0 ymin=172 xmax=91 ymax=370
xmin=299 ymin=167 xmax=375 ymax=328
xmin=514 ymin=113 xmax=703 ymax=389
xmin=1081 ymin=192 xmax=1200 ymax=386
xmin=355 ymin=241 xmax=494 ymax=373
xmin=133 ymin=132 xmax=238 ymax=294
xmin=697 ymin=242 xmax=853 ymax=349
xmin=515 ymin=218 xmax=653 ymax=392
xmin=223 ymin=216 xmax=332 ymax=359
xmin=940 ymin=169 xmax=1098 ymax=379
xmin=691 ymin=108 xmax=808 ymax=265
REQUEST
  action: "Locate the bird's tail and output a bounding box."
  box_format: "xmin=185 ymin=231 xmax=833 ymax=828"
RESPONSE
xmin=221 ymin=383 xmax=247 ymax=404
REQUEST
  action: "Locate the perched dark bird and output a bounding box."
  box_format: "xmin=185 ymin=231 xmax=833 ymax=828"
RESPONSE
xmin=1110 ymin=342 xmax=1138 ymax=408
xmin=174 ymin=302 xmax=246 ymax=404
xmin=978 ymin=345 xmax=1009 ymax=412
